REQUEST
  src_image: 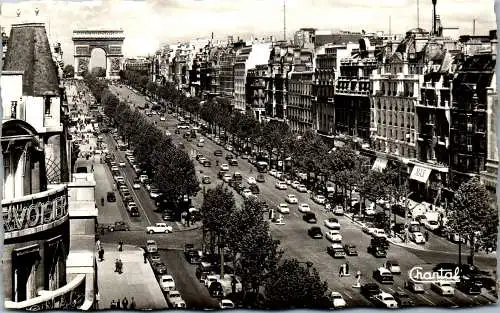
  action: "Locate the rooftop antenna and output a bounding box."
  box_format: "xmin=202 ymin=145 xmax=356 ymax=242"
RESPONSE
xmin=432 ymin=0 xmax=437 ymax=36
xmin=417 ymin=0 xmax=420 ymax=28
xmin=473 ymin=19 xmax=475 ymax=35
xmin=283 ymin=0 xmax=286 ymax=42
xmin=389 ymin=16 xmax=391 ymax=36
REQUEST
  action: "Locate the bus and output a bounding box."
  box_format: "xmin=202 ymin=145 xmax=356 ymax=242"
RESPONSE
xmin=256 ymin=161 xmax=268 ymax=173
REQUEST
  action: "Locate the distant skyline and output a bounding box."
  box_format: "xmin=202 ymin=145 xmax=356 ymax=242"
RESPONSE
xmin=1 ymin=0 xmax=497 ymax=66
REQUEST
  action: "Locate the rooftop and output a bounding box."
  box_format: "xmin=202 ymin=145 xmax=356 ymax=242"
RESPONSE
xmin=3 ymin=23 xmax=60 ymax=97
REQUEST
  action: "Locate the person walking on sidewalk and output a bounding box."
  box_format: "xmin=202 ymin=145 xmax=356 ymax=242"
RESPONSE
xmin=122 ymin=297 xmax=129 ymax=309
xmin=118 ymin=259 xmax=123 ymax=274
xmin=424 ymin=231 xmax=429 ymax=242
xmin=143 ymin=252 xmax=147 ymax=264
xmin=95 ymin=291 xmax=100 ymax=310
xmin=115 ymin=259 xmax=120 ymax=272
xmin=110 ymin=300 xmax=117 ymax=309
xmin=96 ymin=239 xmax=101 ymax=251
xmin=130 ymin=297 xmax=136 ymax=309
xmin=116 ymin=299 xmax=121 ymax=309
xmin=118 ymin=241 xmax=124 ymax=252
xmin=98 ymin=248 xmax=104 ymax=262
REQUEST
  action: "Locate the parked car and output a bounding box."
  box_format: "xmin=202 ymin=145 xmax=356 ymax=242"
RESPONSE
xmin=275 ymin=181 xmax=287 ymax=190
xmin=159 ymin=275 xmax=176 ymax=292
xmin=166 ymin=290 xmax=186 ymax=308
xmin=312 ymin=194 xmax=326 ymax=204
xmin=327 ymin=243 xmax=346 ymax=258
xmin=431 ymin=281 xmax=455 ymax=296
xmin=133 ymin=180 xmax=141 ymax=189
xmin=393 ymin=292 xmax=415 ymax=307
xmin=372 ymin=292 xmax=398 ymax=309
xmin=410 ymin=232 xmax=426 ymax=244
xmin=146 ymin=240 xmax=158 ymax=253
xmin=107 ymin=221 xmax=130 ymax=232
xmin=360 ymin=283 xmax=381 ymax=299
xmin=297 ymin=184 xmax=308 ymax=193
xmin=456 ymin=279 xmax=481 ymax=295
xmin=286 ymin=194 xmax=298 ymax=204
xmin=373 ymin=267 xmax=394 ymax=284
xmin=219 ymin=299 xmax=235 ymax=309
xmin=152 ymin=261 xmax=168 ymax=275
xmin=405 ymin=280 xmax=425 ymax=293
xmin=277 ymin=203 xmax=290 ymax=214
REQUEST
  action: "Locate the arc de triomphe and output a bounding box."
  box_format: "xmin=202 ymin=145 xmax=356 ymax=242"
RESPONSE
xmin=72 ymin=29 xmax=125 ymax=79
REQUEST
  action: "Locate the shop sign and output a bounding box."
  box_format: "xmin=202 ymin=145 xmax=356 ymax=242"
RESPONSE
xmin=3 ymin=190 xmax=68 ymax=232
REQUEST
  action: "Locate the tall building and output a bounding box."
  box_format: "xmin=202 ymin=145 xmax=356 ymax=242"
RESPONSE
xmin=246 ymin=64 xmax=269 ymax=121
xmin=2 ymin=22 xmax=96 ymax=310
xmin=266 ymin=42 xmax=294 ymax=120
xmin=287 ymin=48 xmax=314 ymax=133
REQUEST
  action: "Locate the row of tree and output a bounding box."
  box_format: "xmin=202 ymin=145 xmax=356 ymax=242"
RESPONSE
xmin=83 ymin=72 xmax=200 ymax=206
xmin=201 ymin=185 xmax=330 ymax=309
xmin=119 ymin=70 xmax=497 ymax=263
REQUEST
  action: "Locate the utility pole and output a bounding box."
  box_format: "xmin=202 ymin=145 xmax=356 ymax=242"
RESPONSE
xmin=283 ymin=0 xmax=286 ymax=42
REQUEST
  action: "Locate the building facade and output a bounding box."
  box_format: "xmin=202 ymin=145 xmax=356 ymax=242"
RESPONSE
xmin=246 ymin=64 xmax=269 ymax=122
xmin=288 ymin=62 xmax=314 ymax=134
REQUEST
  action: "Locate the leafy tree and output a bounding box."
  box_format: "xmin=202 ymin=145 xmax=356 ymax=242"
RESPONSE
xmin=262 ymin=120 xmax=290 ymax=168
xmin=264 ymin=258 xmax=329 ymax=309
xmin=447 ymin=177 xmax=498 ymax=265
xmin=63 ymin=64 xmax=75 ymax=78
xmin=292 ymin=130 xmax=329 ymax=190
xmin=201 ymin=184 xmax=235 ymax=255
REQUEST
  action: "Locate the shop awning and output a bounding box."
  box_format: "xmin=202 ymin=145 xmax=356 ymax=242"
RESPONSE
xmin=410 ymin=165 xmax=432 ymax=183
xmin=372 ymin=157 xmax=388 ymax=172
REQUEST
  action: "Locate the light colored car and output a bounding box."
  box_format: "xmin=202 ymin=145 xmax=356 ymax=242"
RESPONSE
xmin=133 ymin=181 xmax=141 ymax=189
xmin=277 ymin=203 xmax=290 ymax=214
xmin=160 ymin=116 xmax=166 ymax=121
xmin=410 ymin=232 xmax=426 ymax=244
xmin=150 ymin=189 xmax=161 ymax=199
xmin=269 ymin=169 xmax=278 ymax=177
xmin=165 ymin=130 xmax=172 ymax=136
xmin=198 ymin=157 xmax=207 ymax=164
xmin=291 ymin=181 xmax=301 ymax=189
xmin=424 ymin=220 xmax=440 ymax=231
xmin=324 ymin=218 xmax=341 ymax=230
xmin=275 ymin=181 xmax=287 ymax=190
xmin=147 ymin=223 xmax=173 ymax=234
xmin=384 ymin=260 xmax=401 ymax=275
xmin=119 ymin=161 xmax=126 ymax=167
xmin=159 ymin=274 xmax=176 ymax=292
xmin=247 ymin=177 xmax=256 ymax=185
xmin=298 ymin=203 xmax=311 ymax=213
xmin=333 ymin=205 xmax=344 ymax=215
xmin=220 ymin=164 xmax=229 ymax=171
xmin=325 ymin=230 xmax=343 ymax=242
xmin=372 ymin=229 xmax=388 ymax=239
xmin=297 ymin=184 xmax=308 ymax=193
xmin=431 ymin=281 xmax=455 ymax=296
xmin=286 ymin=194 xmax=298 ymax=204
xmin=220 ymin=299 xmax=235 ymax=309
xmin=223 ymin=173 xmax=232 ymax=183
xmin=362 ymin=224 xmax=377 ymax=235
xmin=166 ymin=290 xmax=186 ymax=308
xmin=312 ymin=194 xmax=326 ymax=204
xmin=146 ymin=240 xmax=158 ymax=253
xmin=226 ymin=145 xmax=233 ymax=151
xmin=365 ymin=206 xmax=376 ymax=216
xmin=111 ymin=165 xmax=119 ymax=172
xmin=139 ymin=174 xmax=149 ymax=183
xmin=372 ymin=292 xmax=398 ymax=309
xmin=329 ymin=291 xmax=346 ymax=309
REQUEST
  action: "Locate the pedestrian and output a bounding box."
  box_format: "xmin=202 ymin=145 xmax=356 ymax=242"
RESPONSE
xmin=118 ymin=259 xmax=123 ymax=274
xmin=231 ymin=276 xmax=237 ymax=294
xmin=95 ymin=291 xmax=100 ymax=310
xmin=116 ymin=299 xmax=121 ymax=309
xmin=98 ymin=248 xmax=104 ymax=262
xmin=110 ymin=300 xmax=117 ymax=309
xmin=122 ymin=297 xmax=129 ymax=309
xmin=143 ymin=252 xmax=147 ymax=264
xmin=91 ymin=164 xmax=94 ymax=172
xmin=115 ymin=259 xmax=120 ymax=272
xmin=96 ymin=239 xmax=101 ymax=251
xmin=119 ymin=240 xmax=123 ymax=252
xmin=424 ymin=231 xmax=429 ymax=242
xmin=345 ymin=262 xmax=350 ymax=275
xmin=339 ymin=264 xmax=344 ymax=277
xmin=130 ymin=297 xmax=136 ymax=309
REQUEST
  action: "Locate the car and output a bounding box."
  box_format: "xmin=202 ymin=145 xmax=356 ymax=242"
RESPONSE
xmin=277 ymin=203 xmax=290 ymax=214
xmin=431 ymin=281 xmax=455 ymax=296
xmin=384 ymin=260 xmax=401 ymax=275
xmin=269 ymin=169 xmax=278 ymax=177
xmin=222 ymin=173 xmax=232 ymax=183
xmin=208 ymin=281 xmax=224 ymax=298
xmin=367 ymin=245 xmax=387 ymax=258
xmin=256 ymin=174 xmax=265 ymax=183
xmin=405 ymin=280 xmax=425 ymax=293
xmin=360 ymin=283 xmax=381 ymax=299
xmin=151 ymin=261 xmax=168 ymax=275
xmin=197 ymin=141 xmax=204 ymax=147
xmin=146 ymin=240 xmax=158 ymax=253
xmin=118 ymin=161 xmax=127 ymax=167
xmin=308 ymin=226 xmax=323 ymax=239
xmin=226 ymin=145 xmax=233 ymax=151
xmin=160 ymin=116 xmax=166 ymax=121
xmin=303 ymin=212 xmax=317 ymax=223
xmin=372 ymin=292 xmax=398 ymax=309
xmin=198 ymin=157 xmax=207 ymax=164
xmin=162 ymin=210 xmax=175 ymax=221
xmin=106 ymin=191 xmax=116 ymax=202
xmin=393 ymin=291 xmax=415 ymax=307
xmin=150 ymin=189 xmax=161 ymax=199
xmin=333 ymin=205 xmax=344 ymax=215
xmin=371 ymin=229 xmax=388 ymax=239
xmin=343 ymin=244 xmax=358 ymax=256
xmin=146 ymin=223 xmax=173 ymax=234
xmin=312 ymin=194 xmax=326 ymax=204
xmin=111 ymin=165 xmax=119 ymax=172
xmin=225 ymin=154 xmax=234 ymax=161
xmin=424 ymin=220 xmax=440 ymax=231
xmin=202 ymin=175 xmax=211 ymax=184
xmin=247 ymin=177 xmax=256 ymax=185
xmin=159 ymin=275 xmax=176 ymax=292
xmin=133 ymin=180 xmax=141 ymax=189
xmin=296 ymin=184 xmax=308 ymax=193
xmin=229 ymin=159 xmax=238 ymax=166
xmin=219 ymin=299 xmax=235 ymax=309
xmin=456 ymin=279 xmax=481 ymax=295
xmin=107 ymin=221 xmax=130 ymax=232
xmin=325 ymin=230 xmax=342 ymax=242
xmin=166 ymin=290 xmax=186 ymax=308
xmin=139 ymin=174 xmax=149 ymax=183
xmin=373 ymin=267 xmax=394 ymax=284
xmin=329 ymin=291 xmax=346 ymax=308
xmin=249 ymin=184 xmax=260 ymax=195
xmin=298 ymin=203 xmax=311 ymax=213
xmin=291 ymin=181 xmax=301 ymax=189
xmin=286 ymin=194 xmax=298 ymax=204
xmin=365 ymin=206 xmax=376 ymax=216
xmin=362 ymin=224 xmax=377 ymax=235
xmin=410 ymin=232 xmax=426 ymax=244
xmin=203 ymin=160 xmax=212 ymax=167
xmin=149 ymin=252 xmax=161 ymax=263
xmin=275 ymin=181 xmax=287 ymax=190
xmin=324 ymin=218 xmax=341 ymax=230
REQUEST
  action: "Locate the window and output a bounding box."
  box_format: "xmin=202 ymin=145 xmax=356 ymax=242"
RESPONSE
xmin=44 ymin=97 xmax=51 ymax=115
xmin=10 ymin=101 xmax=17 ymax=118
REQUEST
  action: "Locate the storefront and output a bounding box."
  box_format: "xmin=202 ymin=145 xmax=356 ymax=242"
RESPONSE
xmin=408 ymin=162 xmax=450 ymax=205
xmin=372 ymin=157 xmax=388 ymax=172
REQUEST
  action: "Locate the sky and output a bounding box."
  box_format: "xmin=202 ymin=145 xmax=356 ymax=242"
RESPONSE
xmin=0 ymin=0 xmax=497 ymax=66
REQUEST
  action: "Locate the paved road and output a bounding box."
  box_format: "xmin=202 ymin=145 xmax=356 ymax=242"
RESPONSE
xmin=108 ymin=84 xmax=497 ymax=308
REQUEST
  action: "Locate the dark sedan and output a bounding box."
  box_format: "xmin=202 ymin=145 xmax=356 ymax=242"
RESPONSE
xmin=308 ymin=226 xmax=323 ymax=239
xmin=152 ymin=261 xmax=168 ymax=275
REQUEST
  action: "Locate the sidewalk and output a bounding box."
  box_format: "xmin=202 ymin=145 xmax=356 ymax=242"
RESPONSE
xmin=97 ymin=243 xmax=168 ymax=310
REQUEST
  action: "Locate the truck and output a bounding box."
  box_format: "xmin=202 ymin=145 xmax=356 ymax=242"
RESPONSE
xmin=146 ymin=223 xmax=173 ymax=234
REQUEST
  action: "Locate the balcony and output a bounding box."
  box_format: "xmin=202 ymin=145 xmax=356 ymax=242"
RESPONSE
xmin=2 ymin=185 xmax=69 ymax=239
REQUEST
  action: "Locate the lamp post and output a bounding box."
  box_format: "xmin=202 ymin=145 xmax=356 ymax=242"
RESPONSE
xmin=404 ymin=192 xmax=414 ymax=243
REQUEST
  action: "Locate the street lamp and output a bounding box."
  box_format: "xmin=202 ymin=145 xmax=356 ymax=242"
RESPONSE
xmin=404 ymin=192 xmax=414 ymax=243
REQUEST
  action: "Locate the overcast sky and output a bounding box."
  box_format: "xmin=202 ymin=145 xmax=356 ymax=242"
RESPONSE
xmin=1 ymin=0 xmax=497 ymax=66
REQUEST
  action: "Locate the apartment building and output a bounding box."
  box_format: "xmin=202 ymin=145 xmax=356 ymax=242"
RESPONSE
xmin=246 ymin=64 xmax=269 ymax=121
xmin=266 ymin=43 xmax=294 ymax=120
